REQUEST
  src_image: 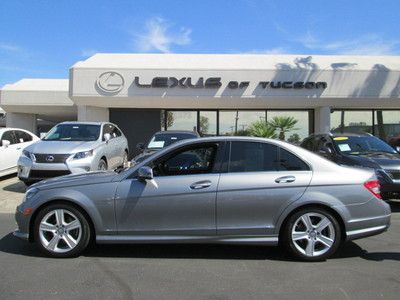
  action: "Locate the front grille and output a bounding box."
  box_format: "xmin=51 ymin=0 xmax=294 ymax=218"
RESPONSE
xmin=385 ymin=170 xmax=400 ymax=180
xmin=29 ymin=170 xmax=71 ymax=178
xmin=34 ymin=154 xmax=70 ymax=163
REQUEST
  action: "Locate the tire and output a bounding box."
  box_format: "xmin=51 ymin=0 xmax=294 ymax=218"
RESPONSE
xmin=281 ymin=207 xmax=342 ymax=261
xmin=33 ymin=203 xmax=91 ymax=258
xmin=98 ymin=159 xmax=107 ymax=171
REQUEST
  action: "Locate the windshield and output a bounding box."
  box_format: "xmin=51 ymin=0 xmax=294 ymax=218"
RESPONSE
xmin=43 ymin=124 xmax=100 ymax=141
xmin=333 ymin=136 xmax=397 ymax=155
xmin=147 ymin=133 xmax=196 ymax=149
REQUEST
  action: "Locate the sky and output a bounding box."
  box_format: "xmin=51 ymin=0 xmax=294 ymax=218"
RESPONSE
xmin=0 ymin=0 xmax=399 ymax=87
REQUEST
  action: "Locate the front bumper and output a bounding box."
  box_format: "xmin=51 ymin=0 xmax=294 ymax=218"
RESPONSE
xmin=17 ymin=155 xmax=96 ymax=182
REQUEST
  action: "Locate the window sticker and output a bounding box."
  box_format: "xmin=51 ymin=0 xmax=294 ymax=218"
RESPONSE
xmin=148 ymin=141 xmax=165 ymax=148
xmin=338 ymin=144 xmax=351 ymax=151
xmin=333 ymin=137 xmax=348 ymax=141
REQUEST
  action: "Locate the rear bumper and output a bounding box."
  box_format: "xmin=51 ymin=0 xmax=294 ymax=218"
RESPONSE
xmin=346 ymin=223 xmax=389 ymax=241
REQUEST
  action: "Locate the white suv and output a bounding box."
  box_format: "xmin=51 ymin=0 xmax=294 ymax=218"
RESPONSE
xmin=17 ymin=122 xmax=129 ymax=185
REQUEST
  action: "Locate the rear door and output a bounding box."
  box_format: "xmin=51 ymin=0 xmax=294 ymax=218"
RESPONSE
xmin=0 ymin=130 xmax=19 ymax=171
xmin=217 ymin=141 xmax=312 ymax=236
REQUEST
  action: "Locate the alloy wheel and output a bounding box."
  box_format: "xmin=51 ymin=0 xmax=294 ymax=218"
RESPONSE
xmin=38 ymin=209 xmax=82 ymax=254
xmin=291 ymin=212 xmax=335 ymax=257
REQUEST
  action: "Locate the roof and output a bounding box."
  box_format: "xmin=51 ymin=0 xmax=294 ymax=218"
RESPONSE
xmin=59 ymin=121 xmax=105 ymax=126
xmin=155 ymin=130 xmax=199 ymax=136
xmin=72 ymin=53 xmax=400 ymax=71
xmin=1 ymin=79 xmax=69 ymax=91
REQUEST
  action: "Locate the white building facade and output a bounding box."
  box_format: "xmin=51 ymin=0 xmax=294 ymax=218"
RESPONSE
xmin=1 ymin=54 xmax=400 ymax=154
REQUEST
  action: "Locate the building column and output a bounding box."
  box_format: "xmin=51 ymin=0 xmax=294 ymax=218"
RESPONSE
xmin=77 ymin=106 xmax=109 ymax=122
xmin=6 ymin=112 xmax=37 ymax=134
xmin=314 ymin=106 xmax=331 ymax=133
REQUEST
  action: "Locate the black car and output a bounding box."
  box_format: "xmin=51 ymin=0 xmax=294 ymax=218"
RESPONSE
xmin=133 ymin=130 xmax=200 ymax=164
xmin=300 ymin=132 xmax=400 ymax=200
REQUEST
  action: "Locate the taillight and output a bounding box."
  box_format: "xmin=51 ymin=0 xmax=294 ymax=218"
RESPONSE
xmin=364 ymin=180 xmax=382 ymax=199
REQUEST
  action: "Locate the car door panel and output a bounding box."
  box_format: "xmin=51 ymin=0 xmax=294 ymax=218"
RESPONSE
xmin=114 ymin=174 xmax=219 ymax=235
xmin=217 ymin=171 xmax=312 ymax=235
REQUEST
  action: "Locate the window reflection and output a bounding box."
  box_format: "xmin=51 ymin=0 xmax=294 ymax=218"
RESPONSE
xmin=331 ymin=110 xmax=373 ymax=134
xmin=166 ymin=111 xmax=197 ymax=132
xmin=199 ymin=111 xmax=217 ymax=136
xmin=374 ymin=110 xmax=400 ymax=148
xmin=219 ymin=111 xmax=266 ymax=135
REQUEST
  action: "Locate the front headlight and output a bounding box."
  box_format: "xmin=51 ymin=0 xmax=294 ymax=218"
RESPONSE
xmin=22 ymin=150 xmax=35 ymax=160
xmin=24 ymin=187 xmax=39 ymax=202
xmin=73 ymin=150 xmax=94 ymax=160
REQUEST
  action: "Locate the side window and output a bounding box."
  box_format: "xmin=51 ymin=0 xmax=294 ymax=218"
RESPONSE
xmin=300 ymin=138 xmax=313 ymax=150
xmin=152 ymin=144 xmax=218 ymax=176
xmin=15 ymin=130 xmax=33 ymax=143
xmin=1 ymin=131 xmax=17 ymax=145
xmin=103 ymin=124 xmax=113 ymax=140
xmin=111 ymin=126 xmax=122 ymax=137
xmin=278 ymin=148 xmax=310 ymax=171
xmin=229 ymin=141 xmax=278 ymax=172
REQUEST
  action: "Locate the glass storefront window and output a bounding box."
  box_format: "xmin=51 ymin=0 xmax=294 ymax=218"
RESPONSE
xmin=267 ymin=111 xmax=310 ymax=143
xmin=166 ymin=111 xmax=198 ymax=132
xmin=331 ymin=110 xmax=373 ymax=134
xmin=199 ymin=111 xmax=217 ymax=136
xmin=374 ymin=110 xmax=400 ymax=146
xmin=219 ymin=111 xmax=266 ymax=136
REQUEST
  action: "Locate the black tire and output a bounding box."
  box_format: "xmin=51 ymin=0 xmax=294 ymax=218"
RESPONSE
xmin=98 ymin=158 xmax=107 ymax=171
xmin=281 ymin=207 xmax=342 ymax=262
xmin=33 ymin=203 xmax=91 ymax=258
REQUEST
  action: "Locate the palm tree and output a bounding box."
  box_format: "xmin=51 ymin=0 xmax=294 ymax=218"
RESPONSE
xmin=267 ymin=116 xmax=298 ymax=140
xmin=248 ymin=120 xmax=277 ymax=138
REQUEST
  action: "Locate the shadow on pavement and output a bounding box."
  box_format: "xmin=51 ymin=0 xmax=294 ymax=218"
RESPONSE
xmin=3 ymin=181 xmax=26 ymax=194
xmin=1 ymin=231 xmax=399 ymax=262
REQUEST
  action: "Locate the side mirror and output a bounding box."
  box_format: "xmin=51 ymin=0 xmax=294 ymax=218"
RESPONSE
xmin=396 ymin=146 xmax=400 ymax=153
xmin=1 ymin=140 xmax=10 ymax=148
xmin=136 ymin=142 xmax=145 ymax=151
xmin=138 ymin=166 xmax=153 ymax=180
xmin=103 ymin=133 xmax=111 ymax=142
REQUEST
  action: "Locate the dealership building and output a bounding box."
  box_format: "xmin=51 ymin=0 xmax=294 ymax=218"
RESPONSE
xmin=1 ymin=53 xmax=400 ymax=155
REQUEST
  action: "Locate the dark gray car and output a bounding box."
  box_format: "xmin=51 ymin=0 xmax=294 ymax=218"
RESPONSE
xmin=14 ymin=137 xmax=391 ymax=261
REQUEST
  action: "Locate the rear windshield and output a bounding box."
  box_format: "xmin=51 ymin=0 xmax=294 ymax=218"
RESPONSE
xmin=147 ymin=133 xmax=197 ymax=149
xmin=43 ymin=124 xmax=100 ymax=141
xmin=333 ymin=136 xmax=397 ymax=155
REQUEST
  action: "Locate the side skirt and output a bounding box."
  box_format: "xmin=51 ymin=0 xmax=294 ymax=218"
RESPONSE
xmin=96 ymin=235 xmax=279 ymax=245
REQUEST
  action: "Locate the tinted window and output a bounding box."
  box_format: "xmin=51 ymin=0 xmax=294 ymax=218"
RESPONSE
xmin=152 ymin=144 xmax=218 ymax=176
xmin=278 ymin=148 xmax=310 ymax=171
xmin=15 ymin=130 xmax=33 ymax=143
xmin=1 ymin=131 xmax=17 ymax=145
xmin=112 ymin=126 xmax=122 ymax=137
xmin=229 ymin=141 xmax=309 ymax=172
xmin=229 ymin=141 xmax=278 ymax=172
xmin=44 ymin=124 xmax=100 ymax=141
xmin=332 ymin=136 xmax=397 ymax=154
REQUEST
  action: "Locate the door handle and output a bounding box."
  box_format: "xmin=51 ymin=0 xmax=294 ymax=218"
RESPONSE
xmin=275 ymin=176 xmax=296 ymax=184
xmin=190 ymin=180 xmax=212 ymax=190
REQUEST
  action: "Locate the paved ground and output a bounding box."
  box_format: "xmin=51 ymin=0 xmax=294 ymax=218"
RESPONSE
xmin=0 ymin=175 xmax=400 ymax=299
xmin=0 ymin=174 xmax=26 ymax=213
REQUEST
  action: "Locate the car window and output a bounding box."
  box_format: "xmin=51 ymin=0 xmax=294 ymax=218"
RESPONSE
xmin=147 ymin=132 xmax=198 ymax=149
xmin=15 ymin=130 xmax=33 ymax=143
xmin=152 ymin=143 xmax=218 ymax=176
xmin=103 ymin=124 xmax=119 ymax=139
xmin=44 ymin=124 xmax=100 ymax=141
xmin=112 ymin=126 xmax=122 ymax=137
xmin=278 ymin=148 xmax=310 ymax=171
xmin=1 ymin=131 xmax=17 ymax=145
xmin=229 ymin=141 xmax=278 ymax=172
xmin=332 ymin=136 xmax=397 ymax=154
xmin=229 ymin=141 xmax=310 ymax=172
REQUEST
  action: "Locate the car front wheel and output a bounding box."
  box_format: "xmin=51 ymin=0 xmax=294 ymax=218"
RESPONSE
xmin=282 ymin=208 xmax=341 ymax=261
xmin=34 ymin=204 xmax=91 ymax=258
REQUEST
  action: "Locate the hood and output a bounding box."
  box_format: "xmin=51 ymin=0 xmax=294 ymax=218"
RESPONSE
xmin=32 ymin=170 xmax=118 ymax=190
xmin=25 ymin=140 xmax=99 ymax=154
xmin=341 ymin=152 xmax=400 ymax=170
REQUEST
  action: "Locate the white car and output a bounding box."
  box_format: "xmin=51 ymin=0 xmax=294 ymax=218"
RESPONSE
xmin=0 ymin=128 xmax=39 ymax=177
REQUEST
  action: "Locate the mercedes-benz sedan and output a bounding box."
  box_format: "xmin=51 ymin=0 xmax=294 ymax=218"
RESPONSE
xmin=14 ymin=137 xmax=391 ymax=261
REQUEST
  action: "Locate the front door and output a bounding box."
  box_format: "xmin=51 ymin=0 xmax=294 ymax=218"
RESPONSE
xmin=217 ymin=141 xmax=312 ymax=236
xmin=0 ymin=130 xmax=20 ymax=172
xmin=114 ymin=142 xmax=223 ymax=236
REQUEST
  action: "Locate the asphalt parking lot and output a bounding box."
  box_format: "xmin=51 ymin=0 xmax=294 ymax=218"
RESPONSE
xmin=0 ymin=175 xmax=400 ymax=299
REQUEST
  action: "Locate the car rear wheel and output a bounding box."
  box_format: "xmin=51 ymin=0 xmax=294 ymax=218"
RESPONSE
xmin=98 ymin=159 xmax=107 ymax=171
xmin=282 ymin=208 xmax=341 ymax=261
xmin=34 ymin=204 xmax=91 ymax=258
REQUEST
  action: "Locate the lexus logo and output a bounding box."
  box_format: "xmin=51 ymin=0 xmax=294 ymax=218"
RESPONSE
xmin=46 ymin=155 xmax=55 ymax=162
xmin=96 ymin=71 xmax=124 ymax=94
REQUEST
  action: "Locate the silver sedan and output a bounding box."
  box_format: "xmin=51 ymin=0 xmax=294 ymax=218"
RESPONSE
xmin=14 ymin=137 xmax=391 ymax=261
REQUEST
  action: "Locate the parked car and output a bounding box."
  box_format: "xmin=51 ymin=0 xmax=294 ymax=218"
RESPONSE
xmin=14 ymin=136 xmax=390 ymax=261
xmin=300 ymin=132 xmax=400 ymax=200
xmin=17 ymin=121 xmax=128 ymax=185
xmin=133 ymin=130 xmax=199 ymax=164
xmin=0 ymin=128 xmax=39 ymax=177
